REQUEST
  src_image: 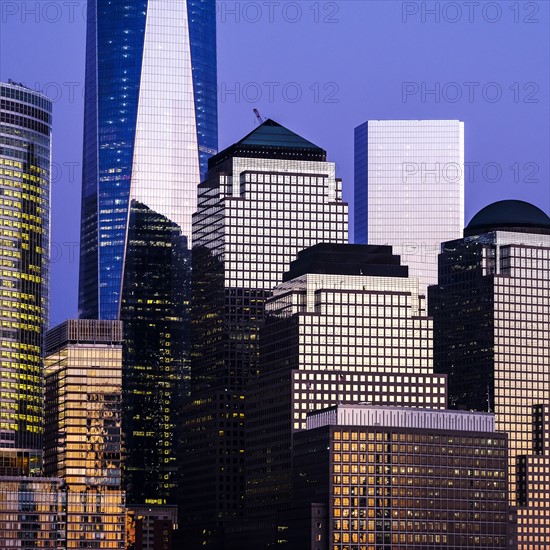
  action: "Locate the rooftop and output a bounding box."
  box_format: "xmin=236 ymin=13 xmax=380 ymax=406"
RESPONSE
xmin=282 ymin=243 xmax=408 ymax=282
xmin=45 ymin=319 xmax=123 ymax=354
xmin=207 ymin=119 xmax=327 ymax=169
xmin=465 ymin=200 xmax=550 ymax=237
xmin=306 ymin=404 xmax=497 ymax=434
xmin=1 ymin=79 xmax=52 ymax=102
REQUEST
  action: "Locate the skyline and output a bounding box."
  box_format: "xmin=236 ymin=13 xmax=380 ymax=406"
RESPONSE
xmin=1 ymin=3 xmax=549 ymax=546
xmin=0 ymin=0 xmax=548 ymax=326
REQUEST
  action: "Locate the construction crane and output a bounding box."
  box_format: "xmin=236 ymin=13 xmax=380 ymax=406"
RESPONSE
xmin=253 ymin=108 xmax=265 ymax=124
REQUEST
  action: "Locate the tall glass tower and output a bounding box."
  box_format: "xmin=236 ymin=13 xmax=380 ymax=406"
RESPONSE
xmin=0 ymin=81 xmax=68 ymax=548
xmin=78 ymin=0 xmax=217 ymax=505
xmin=355 ymin=120 xmax=464 ymax=297
xmin=79 ymin=0 xmax=217 ymax=320
xmin=0 ymin=81 xmax=51 ymax=459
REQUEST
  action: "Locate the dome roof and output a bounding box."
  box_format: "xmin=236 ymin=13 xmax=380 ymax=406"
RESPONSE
xmin=465 ymin=200 xmax=550 ymax=236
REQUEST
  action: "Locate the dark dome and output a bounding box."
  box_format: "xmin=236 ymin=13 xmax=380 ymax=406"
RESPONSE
xmin=465 ymin=200 xmax=550 ymax=237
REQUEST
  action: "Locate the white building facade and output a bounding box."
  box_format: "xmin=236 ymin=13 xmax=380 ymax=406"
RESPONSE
xmin=355 ymin=120 xmax=464 ymax=296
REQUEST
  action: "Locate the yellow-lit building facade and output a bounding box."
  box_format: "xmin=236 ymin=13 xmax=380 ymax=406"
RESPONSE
xmin=292 ymin=405 xmax=509 ymax=550
xmin=0 ymin=80 xmax=51 ymax=454
xmin=44 ymin=319 xmax=125 ymax=548
xmin=429 ymin=202 xmax=550 ymax=547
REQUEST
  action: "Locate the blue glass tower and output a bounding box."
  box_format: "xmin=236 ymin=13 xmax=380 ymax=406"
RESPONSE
xmin=79 ymin=0 xmax=217 ymax=320
xmin=78 ymin=0 xmax=217 ymax=505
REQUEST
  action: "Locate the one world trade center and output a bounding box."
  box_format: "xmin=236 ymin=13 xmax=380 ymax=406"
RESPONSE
xmin=78 ymin=0 xmax=217 ymax=505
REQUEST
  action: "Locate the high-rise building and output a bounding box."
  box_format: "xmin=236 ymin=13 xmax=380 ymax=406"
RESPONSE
xmin=120 ymin=204 xmax=191 ymax=505
xmin=290 ymin=405 xmax=508 ymax=550
xmin=79 ymin=0 xmax=217 ymax=319
xmin=0 ymin=477 xmax=67 ymax=548
xmin=355 ymin=120 xmax=464 ymax=296
xmin=78 ymin=0 xmax=217 ymax=504
xmin=44 ymin=319 xmax=126 ymax=548
xmin=183 ymin=119 xmax=349 ymax=546
xmin=0 ymin=81 xmax=64 ymax=548
xmin=429 ymin=200 xmax=550 ymax=547
xmin=0 ymin=81 xmax=51 ymax=454
xmin=244 ymin=243 xmax=447 ymax=546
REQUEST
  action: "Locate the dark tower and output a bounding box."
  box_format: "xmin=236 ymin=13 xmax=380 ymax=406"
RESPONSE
xmin=181 ymin=120 xmax=349 ymax=547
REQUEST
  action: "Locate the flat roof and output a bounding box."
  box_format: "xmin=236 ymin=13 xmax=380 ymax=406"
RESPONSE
xmin=307 ymin=404 xmax=496 ymax=434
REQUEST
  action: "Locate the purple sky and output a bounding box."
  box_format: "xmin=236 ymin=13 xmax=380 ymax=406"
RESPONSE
xmin=1 ymin=0 xmax=549 ymax=326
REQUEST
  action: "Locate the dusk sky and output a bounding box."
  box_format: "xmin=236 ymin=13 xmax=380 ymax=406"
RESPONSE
xmin=1 ymin=0 xmax=548 ymax=326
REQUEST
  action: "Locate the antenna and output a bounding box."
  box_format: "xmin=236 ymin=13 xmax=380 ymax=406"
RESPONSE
xmin=253 ymin=108 xmax=265 ymax=124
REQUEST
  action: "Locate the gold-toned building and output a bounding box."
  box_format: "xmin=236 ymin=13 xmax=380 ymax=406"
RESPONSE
xmin=44 ymin=319 xmax=126 ymax=548
xmin=243 ymin=244 xmax=447 ymax=546
xmin=0 ymin=80 xmax=51 ymax=454
xmin=429 ymin=201 xmax=550 ymax=548
xmin=292 ymin=405 xmax=509 ymax=550
xmin=0 ymin=476 xmax=66 ymax=548
xmin=516 ymin=404 xmax=550 ymax=548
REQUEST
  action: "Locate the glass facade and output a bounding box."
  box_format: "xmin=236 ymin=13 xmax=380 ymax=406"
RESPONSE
xmin=355 ymin=120 xmax=464 ymax=297
xmin=516 ymin=405 xmax=550 ymax=548
xmin=0 ymin=448 xmax=42 ymax=476
xmin=429 ymin=202 xmax=550 ymax=546
xmin=44 ymin=320 xmax=125 ymax=548
xmin=0 ymin=82 xmax=51 ymax=453
xmin=121 ymin=202 xmax=191 ymax=503
xmin=245 ymin=244 xmax=447 ymax=544
xmin=182 ymin=120 xmax=348 ymax=545
xmin=78 ymin=0 xmax=217 ymax=506
xmin=292 ymin=405 xmax=508 ymax=550
xmin=187 ymin=0 xmax=218 ymax=179
xmin=0 ymin=477 xmax=66 ymax=548
xmin=78 ymin=0 xmax=217 ymax=320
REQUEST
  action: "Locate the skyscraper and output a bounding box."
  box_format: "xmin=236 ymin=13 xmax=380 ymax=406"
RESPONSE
xmin=79 ymin=0 xmax=217 ymax=320
xmin=77 ymin=0 xmax=217 ymax=505
xmin=0 ymin=80 xmax=67 ymax=548
xmin=355 ymin=120 xmax=464 ymax=296
xmin=44 ymin=320 xmax=126 ymax=548
xmin=0 ymin=80 xmax=51 ymax=458
xmin=120 ymin=202 xmax=191 ymax=504
xmin=245 ymin=243 xmax=447 ymax=546
xmin=429 ymin=200 xmax=550 ymax=546
xmin=183 ymin=119 xmax=348 ymax=546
